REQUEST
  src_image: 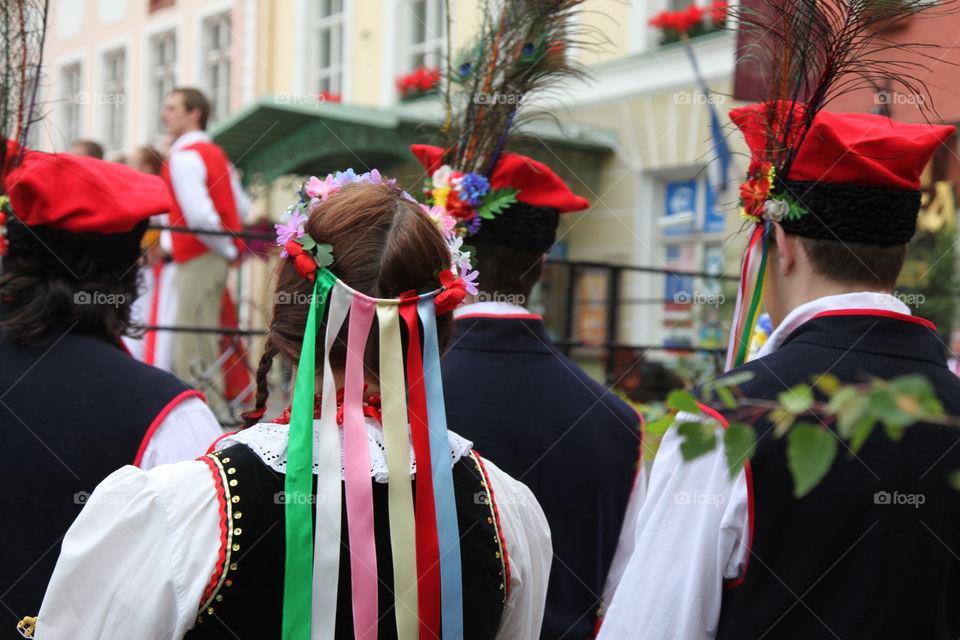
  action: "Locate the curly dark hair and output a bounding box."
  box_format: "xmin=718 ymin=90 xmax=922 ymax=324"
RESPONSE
xmin=0 ymin=219 xmax=146 ymax=345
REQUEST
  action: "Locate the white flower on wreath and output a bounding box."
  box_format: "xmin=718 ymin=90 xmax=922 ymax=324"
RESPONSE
xmin=763 ymin=198 xmax=790 ymax=222
xmin=432 ymin=165 xmax=454 ymax=189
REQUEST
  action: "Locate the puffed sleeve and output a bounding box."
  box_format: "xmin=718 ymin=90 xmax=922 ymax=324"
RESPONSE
xmin=35 ymin=460 xmax=222 ymax=640
xmin=479 ymin=457 xmax=553 ymax=640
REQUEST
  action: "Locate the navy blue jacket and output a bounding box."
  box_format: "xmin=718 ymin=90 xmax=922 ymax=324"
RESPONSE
xmin=442 ymin=314 xmax=641 ymax=640
xmin=712 ymin=311 xmax=960 ymax=640
xmin=0 ymin=321 xmax=198 ymax=620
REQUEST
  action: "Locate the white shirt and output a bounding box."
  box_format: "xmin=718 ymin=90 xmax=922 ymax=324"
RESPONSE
xmin=599 ymin=292 xmax=911 ymax=640
xmin=166 ymin=131 xmax=250 ymax=260
xmin=139 ymin=396 xmax=224 ymax=469
xmin=36 ymin=423 xmax=552 ymax=640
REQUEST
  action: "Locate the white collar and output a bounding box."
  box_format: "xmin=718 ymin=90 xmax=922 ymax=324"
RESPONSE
xmin=170 ymin=130 xmax=211 ymax=153
xmin=756 ymin=291 xmax=911 ymax=358
xmin=454 ymin=300 xmax=535 ymax=319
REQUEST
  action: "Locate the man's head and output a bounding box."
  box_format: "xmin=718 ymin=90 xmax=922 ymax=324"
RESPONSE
xmin=69 ymin=140 xmax=104 ymax=159
xmin=162 ymin=87 xmax=210 ymax=137
xmin=765 ymin=224 xmax=907 ymax=326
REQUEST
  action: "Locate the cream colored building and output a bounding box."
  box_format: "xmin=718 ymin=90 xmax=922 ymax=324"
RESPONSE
xmin=38 ymin=0 xmax=748 ymax=377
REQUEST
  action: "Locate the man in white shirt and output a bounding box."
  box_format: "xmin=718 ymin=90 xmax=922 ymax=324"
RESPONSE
xmin=159 ymin=88 xmax=249 ymax=419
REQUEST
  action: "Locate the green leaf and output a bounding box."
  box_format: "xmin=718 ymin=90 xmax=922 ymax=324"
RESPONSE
xmin=849 ymin=416 xmax=876 ymax=455
xmin=716 ymin=385 xmax=737 ymax=410
xmin=811 ymin=373 xmax=841 ymax=397
xmin=677 ymin=421 xmax=717 ymax=462
xmin=643 ymin=413 xmax=675 ymax=437
xmin=298 ymin=235 xmax=317 ymax=251
xmin=713 ymin=371 xmax=755 ymax=389
xmin=313 ymin=243 xmax=335 ymax=268
xmin=769 ymin=408 xmax=796 ymax=438
xmin=787 ymin=423 xmax=838 ymax=498
xmin=826 ymin=385 xmax=860 ymax=415
xmin=666 ymin=390 xmax=701 ymax=414
xmin=836 ymin=394 xmax=869 ymax=439
xmin=723 ymin=422 xmax=756 ymax=479
xmin=949 ymin=470 xmax=960 ymax=493
xmin=477 ymin=187 xmax=519 ymax=220
xmin=883 ymin=423 xmax=905 ymax=442
xmin=778 ymin=383 xmax=813 ymax=414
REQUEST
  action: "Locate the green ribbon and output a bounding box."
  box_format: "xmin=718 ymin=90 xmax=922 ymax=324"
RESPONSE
xmin=282 ymin=270 xmax=337 ymax=640
xmin=733 ymin=226 xmax=771 ymax=368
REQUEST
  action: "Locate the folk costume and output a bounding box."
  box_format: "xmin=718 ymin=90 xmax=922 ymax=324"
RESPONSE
xmin=161 ymin=130 xmax=251 ymax=417
xmin=34 ymin=170 xmax=551 ymax=640
xmin=601 ymin=2 xmax=960 ymax=639
xmin=0 ymin=142 xmax=223 ymax=626
xmin=409 ymin=2 xmax=642 ymax=636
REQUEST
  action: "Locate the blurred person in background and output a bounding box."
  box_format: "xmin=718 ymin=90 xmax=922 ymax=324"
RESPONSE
xmin=68 ymin=139 xmax=104 ymax=159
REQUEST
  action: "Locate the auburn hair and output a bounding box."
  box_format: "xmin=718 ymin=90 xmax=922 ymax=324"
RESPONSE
xmin=242 ymin=182 xmax=453 ymax=427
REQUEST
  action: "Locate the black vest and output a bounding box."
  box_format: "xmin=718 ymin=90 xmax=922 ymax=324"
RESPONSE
xmin=0 ymin=325 xmax=196 ymax=620
xmin=185 ymin=443 xmax=507 ymax=639
xmin=710 ymin=314 xmax=960 ymax=640
xmin=442 ymin=315 xmax=641 ymax=640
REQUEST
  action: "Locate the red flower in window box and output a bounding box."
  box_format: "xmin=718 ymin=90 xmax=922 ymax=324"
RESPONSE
xmin=397 ymin=67 xmax=441 ymax=99
xmin=649 ymin=2 xmax=707 ymax=35
xmin=709 ymin=0 xmax=728 ymax=26
xmin=318 ymin=91 xmax=342 ymax=103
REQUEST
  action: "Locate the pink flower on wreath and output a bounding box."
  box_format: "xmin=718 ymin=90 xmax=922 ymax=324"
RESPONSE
xmin=305 ymin=174 xmax=336 ymax=200
xmin=275 ymin=210 xmax=308 ymax=257
xmin=421 ymin=203 xmax=456 ymax=239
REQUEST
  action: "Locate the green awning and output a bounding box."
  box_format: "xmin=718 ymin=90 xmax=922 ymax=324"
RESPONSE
xmin=211 ymin=96 xmax=616 ymax=191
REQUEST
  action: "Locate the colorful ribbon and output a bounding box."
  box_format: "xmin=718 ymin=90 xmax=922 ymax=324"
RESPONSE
xmin=312 ymin=282 xmax=351 ymax=640
xmin=726 ymin=222 xmax=771 ymax=370
xmin=283 ymin=269 xmax=336 ymax=640
xmin=399 ymin=300 xmax=442 ymax=638
xmin=342 ymin=295 xmax=379 ymax=639
xmin=377 ymin=304 xmax=419 ymax=640
xmin=418 ymin=298 xmax=465 ymax=639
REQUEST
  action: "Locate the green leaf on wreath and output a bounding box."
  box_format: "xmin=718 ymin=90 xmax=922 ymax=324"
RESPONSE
xmin=477 ymin=187 xmax=520 ymax=219
xmin=314 ymin=243 xmax=335 ymax=268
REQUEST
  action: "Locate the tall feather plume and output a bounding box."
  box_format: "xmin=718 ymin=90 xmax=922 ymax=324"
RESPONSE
xmin=732 ymin=0 xmax=951 ymax=178
xmin=442 ymin=0 xmax=602 ymax=176
xmin=1 ymin=0 xmax=49 ymax=191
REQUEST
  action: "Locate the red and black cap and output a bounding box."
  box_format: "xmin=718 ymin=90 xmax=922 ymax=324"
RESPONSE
xmin=731 ymin=102 xmax=955 ymax=245
xmin=410 ymin=144 xmax=589 ymax=253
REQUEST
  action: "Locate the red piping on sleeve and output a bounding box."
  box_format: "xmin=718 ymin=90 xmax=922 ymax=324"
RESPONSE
xmin=133 ymin=389 xmax=206 ymax=467
xmin=810 ymin=309 xmax=937 ymax=332
xmin=197 ymin=455 xmax=229 ymax=608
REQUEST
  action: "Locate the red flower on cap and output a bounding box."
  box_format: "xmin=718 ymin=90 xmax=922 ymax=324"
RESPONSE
xmin=434 ymin=269 xmax=467 ymax=315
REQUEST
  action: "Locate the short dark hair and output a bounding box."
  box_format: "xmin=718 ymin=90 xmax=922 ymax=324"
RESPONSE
xmin=474 ymin=242 xmax=544 ymax=300
xmin=0 ymin=220 xmax=146 ymax=345
xmin=70 ymin=140 xmax=104 ymax=160
xmin=172 ymin=87 xmax=211 ymax=130
xmin=799 ymin=236 xmax=906 ymax=290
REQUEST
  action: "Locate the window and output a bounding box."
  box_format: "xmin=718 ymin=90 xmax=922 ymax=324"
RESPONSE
xmin=102 ymin=48 xmax=126 ymax=151
xmin=403 ymin=0 xmax=445 ymax=72
xmin=150 ymin=30 xmax=177 ymax=136
xmin=312 ymin=0 xmax=345 ymax=96
xmin=202 ymin=12 xmax=231 ymax=123
xmin=60 ymin=62 xmax=83 ymax=144
xmin=22 ymin=70 xmax=42 ymax=149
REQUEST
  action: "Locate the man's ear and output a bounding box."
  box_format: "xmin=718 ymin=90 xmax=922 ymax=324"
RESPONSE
xmin=772 ymin=222 xmax=797 ymax=277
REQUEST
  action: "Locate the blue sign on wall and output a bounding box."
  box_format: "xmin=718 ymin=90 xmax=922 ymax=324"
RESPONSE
xmin=664 ymin=180 xmax=697 ymax=236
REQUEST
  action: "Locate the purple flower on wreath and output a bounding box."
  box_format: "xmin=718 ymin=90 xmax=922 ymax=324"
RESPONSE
xmin=461 ymin=269 xmax=480 ymax=296
xmin=275 ymin=209 xmax=308 ymax=257
xmin=457 ymin=172 xmax=490 ymax=206
xmin=465 ymin=216 xmax=483 ymax=235
xmin=333 ymin=169 xmax=358 ymax=186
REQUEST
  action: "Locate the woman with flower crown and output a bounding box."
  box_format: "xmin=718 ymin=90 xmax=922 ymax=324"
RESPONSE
xmin=30 ymin=170 xmax=552 ymax=640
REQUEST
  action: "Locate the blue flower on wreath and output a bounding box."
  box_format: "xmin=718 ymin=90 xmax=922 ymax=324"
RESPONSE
xmin=457 ymin=172 xmax=490 ymax=206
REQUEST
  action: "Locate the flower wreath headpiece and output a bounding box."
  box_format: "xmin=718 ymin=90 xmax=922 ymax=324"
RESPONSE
xmin=270 ymin=169 xmax=477 ymax=640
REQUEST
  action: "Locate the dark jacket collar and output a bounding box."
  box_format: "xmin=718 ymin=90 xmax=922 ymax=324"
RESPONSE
xmin=450 ymin=314 xmax=557 ymax=355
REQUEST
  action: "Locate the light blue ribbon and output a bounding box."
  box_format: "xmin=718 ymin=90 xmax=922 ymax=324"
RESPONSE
xmin=417 ymin=298 xmax=464 ymax=640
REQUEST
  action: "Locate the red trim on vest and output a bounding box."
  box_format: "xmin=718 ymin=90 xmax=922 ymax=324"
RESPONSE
xmin=455 ymin=313 xmax=544 ymax=321
xmin=198 ymin=455 xmax=229 ymax=608
xmin=695 ymin=402 xmax=755 ymax=589
xmin=132 ymin=389 xmax=206 ymax=467
xmin=810 ymin=309 xmax=937 ymax=332
xmin=473 ymin=450 xmax=512 ymax=598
